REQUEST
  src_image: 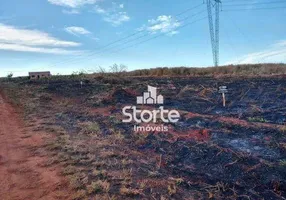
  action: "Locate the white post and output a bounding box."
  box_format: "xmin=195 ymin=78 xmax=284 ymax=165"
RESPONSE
xmin=219 ymin=86 xmax=227 ymax=107
xmin=222 ymin=92 xmax=226 ymax=107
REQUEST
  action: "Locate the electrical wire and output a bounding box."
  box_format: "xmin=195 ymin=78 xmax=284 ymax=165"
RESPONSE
xmin=223 ymin=6 xmax=286 ymax=11
xmin=55 ymin=16 xmax=208 ymax=67
xmin=223 ymin=0 xmax=286 ymax=6
xmin=49 ymin=3 xmax=205 ymax=67
xmin=260 ymin=51 xmax=286 ymax=62
xmin=50 ymin=8 xmax=207 ymax=67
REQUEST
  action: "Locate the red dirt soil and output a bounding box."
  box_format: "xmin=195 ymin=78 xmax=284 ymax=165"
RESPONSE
xmin=0 ymin=92 xmax=71 ymax=200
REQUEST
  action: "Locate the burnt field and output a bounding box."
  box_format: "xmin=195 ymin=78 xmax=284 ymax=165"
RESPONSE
xmin=2 ymin=75 xmax=286 ymax=200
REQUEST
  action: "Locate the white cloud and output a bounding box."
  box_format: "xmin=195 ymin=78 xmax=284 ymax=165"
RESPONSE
xmin=94 ymin=5 xmax=106 ymax=14
xmin=0 ymin=43 xmax=81 ymax=55
xmin=103 ymin=11 xmax=130 ymax=26
xmin=140 ymin=15 xmax=181 ymax=36
xmin=47 ymin=0 xmax=98 ymax=8
xmin=226 ymin=40 xmax=286 ymax=64
xmin=91 ymin=37 xmax=100 ymax=41
xmin=65 ymin=26 xmax=91 ymax=36
xmin=62 ymin=9 xmax=80 ymax=14
xmin=94 ymin=3 xmax=130 ymax=26
xmin=0 ymin=23 xmax=81 ymax=54
xmin=0 ymin=23 xmax=80 ymax=47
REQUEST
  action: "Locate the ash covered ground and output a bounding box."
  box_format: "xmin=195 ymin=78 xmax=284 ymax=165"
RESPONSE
xmin=3 ymin=76 xmax=286 ymax=199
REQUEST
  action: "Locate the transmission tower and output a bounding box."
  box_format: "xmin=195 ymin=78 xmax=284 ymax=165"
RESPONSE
xmin=206 ymin=0 xmax=221 ymax=67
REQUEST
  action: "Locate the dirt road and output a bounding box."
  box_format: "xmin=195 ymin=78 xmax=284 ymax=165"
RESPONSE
xmin=0 ymin=92 xmax=70 ymax=200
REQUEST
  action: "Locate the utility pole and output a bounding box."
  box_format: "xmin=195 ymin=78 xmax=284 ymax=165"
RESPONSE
xmin=206 ymin=0 xmax=221 ymax=67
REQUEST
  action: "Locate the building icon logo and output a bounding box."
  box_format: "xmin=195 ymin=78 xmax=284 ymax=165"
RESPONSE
xmin=136 ymin=85 xmax=164 ymax=105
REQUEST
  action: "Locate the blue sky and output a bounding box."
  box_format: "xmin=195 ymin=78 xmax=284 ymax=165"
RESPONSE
xmin=0 ymin=0 xmax=285 ymax=77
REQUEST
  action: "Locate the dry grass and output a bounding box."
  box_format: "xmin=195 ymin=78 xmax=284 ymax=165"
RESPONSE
xmin=127 ymin=63 xmax=286 ymax=77
xmin=167 ymin=184 xmax=177 ymax=195
xmin=71 ymin=189 xmax=87 ymax=200
xmin=87 ymin=180 xmax=110 ymax=194
xmin=68 ymin=173 xmax=88 ymax=190
xmin=2 ymin=72 xmax=285 ymax=200
xmin=62 ymin=165 xmax=79 ymax=175
xmin=80 ymin=121 xmax=101 ymax=134
xmin=92 ymin=169 xmax=108 ymax=178
xmin=119 ymin=187 xmax=141 ymax=197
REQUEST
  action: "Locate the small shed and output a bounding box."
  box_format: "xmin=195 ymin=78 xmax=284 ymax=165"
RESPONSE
xmin=29 ymin=71 xmax=51 ymax=79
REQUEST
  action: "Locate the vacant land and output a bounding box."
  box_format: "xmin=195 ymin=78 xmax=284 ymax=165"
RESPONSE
xmin=1 ymin=75 xmax=285 ymax=200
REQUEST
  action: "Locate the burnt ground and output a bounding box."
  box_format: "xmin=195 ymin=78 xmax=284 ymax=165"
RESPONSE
xmin=2 ymin=76 xmax=286 ymax=200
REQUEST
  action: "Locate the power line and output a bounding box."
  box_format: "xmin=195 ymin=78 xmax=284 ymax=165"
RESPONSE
xmin=56 ymin=15 xmax=207 ymax=67
xmin=220 ymin=22 xmax=239 ymax=61
xmin=223 ymin=11 xmax=256 ymax=54
xmin=260 ymin=51 xmax=286 ymax=62
xmin=54 ymin=16 xmax=208 ymax=67
xmin=223 ymin=1 xmax=286 ymax=6
xmin=223 ymin=0 xmax=282 ymax=2
xmin=223 ymin=0 xmax=252 ymax=1
xmin=223 ymin=6 xmax=286 ymax=11
xmin=50 ymin=8 xmax=207 ymax=67
xmin=49 ymin=3 xmax=205 ymax=67
xmin=84 ymin=9 xmax=206 ymax=55
xmin=222 ymin=12 xmax=257 ymax=65
xmin=175 ymin=3 xmax=205 ymax=16
xmin=82 ymin=10 xmax=206 ymax=57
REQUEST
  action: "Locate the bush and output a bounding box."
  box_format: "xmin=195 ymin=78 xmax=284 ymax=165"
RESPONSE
xmin=7 ymin=72 xmax=13 ymax=80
